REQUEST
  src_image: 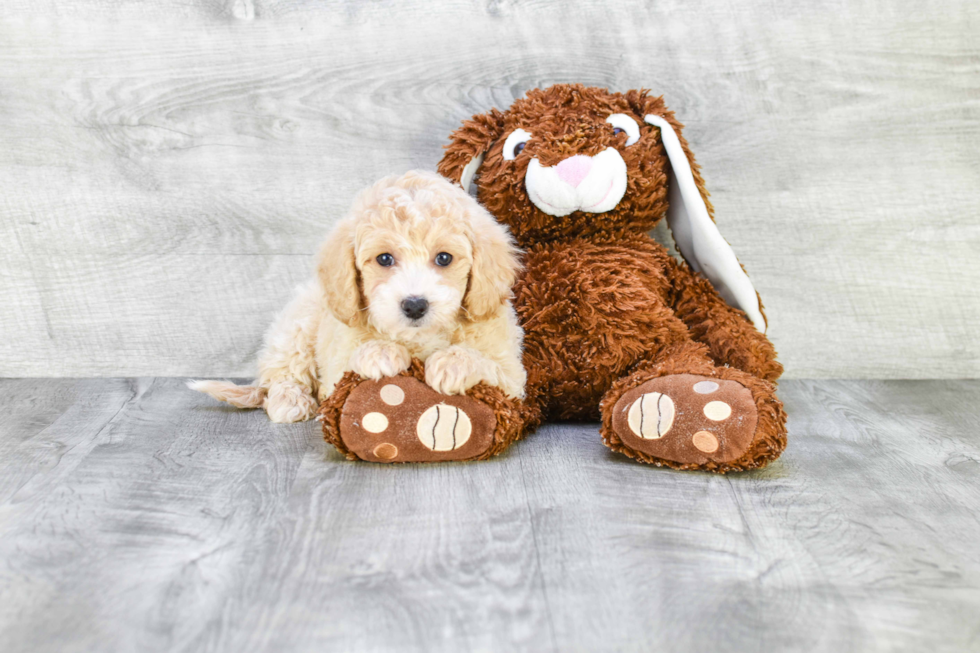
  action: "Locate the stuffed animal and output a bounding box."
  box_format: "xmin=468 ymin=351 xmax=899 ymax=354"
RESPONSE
xmin=322 ymin=84 xmax=786 ymax=472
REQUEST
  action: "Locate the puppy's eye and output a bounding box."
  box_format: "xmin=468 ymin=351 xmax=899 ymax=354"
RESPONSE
xmin=434 ymin=252 xmax=453 ymax=267
xmin=503 ymin=128 xmax=532 ymax=161
xmin=376 ymin=253 xmax=394 ymax=267
xmin=605 ymin=114 xmax=640 ymax=146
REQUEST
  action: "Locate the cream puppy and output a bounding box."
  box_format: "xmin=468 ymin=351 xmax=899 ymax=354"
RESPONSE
xmin=190 ymin=170 xmax=526 ymax=423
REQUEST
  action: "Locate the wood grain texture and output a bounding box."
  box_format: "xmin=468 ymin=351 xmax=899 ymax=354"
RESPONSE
xmin=0 ymin=378 xmax=978 ymax=652
xmin=0 ymin=1 xmax=978 ymax=378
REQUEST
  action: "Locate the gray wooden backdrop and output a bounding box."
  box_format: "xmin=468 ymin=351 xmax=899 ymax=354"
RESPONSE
xmin=1 ymin=0 xmax=978 ymax=379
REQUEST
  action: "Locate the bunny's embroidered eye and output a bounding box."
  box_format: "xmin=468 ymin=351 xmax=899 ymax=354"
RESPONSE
xmin=503 ymin=129 xmax=532 ymax=161
xmin=605 ymin=114 xmax=640 ymax=146
xmin=376 ymin=253 xmax=394 ymax=267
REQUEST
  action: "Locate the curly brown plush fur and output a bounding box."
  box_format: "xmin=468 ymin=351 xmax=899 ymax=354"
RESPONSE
xmin=433 ymin=84 xmax=787 ymax=472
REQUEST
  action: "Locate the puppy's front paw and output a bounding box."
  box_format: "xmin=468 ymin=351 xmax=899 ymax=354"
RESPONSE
xmin=425 ymin=346 xmax=491 ymax=396
xmin=350 ymin=341 xmax=412 ymax=380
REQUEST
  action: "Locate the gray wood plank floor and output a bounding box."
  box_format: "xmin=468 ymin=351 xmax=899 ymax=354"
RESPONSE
xmin=1 ymin=378 xmax=978 ymax=652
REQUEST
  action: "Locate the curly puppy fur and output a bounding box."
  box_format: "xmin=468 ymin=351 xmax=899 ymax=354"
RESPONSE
xmin=437 ymin=84 xmax=787 ymax=472
xmin=191 ymin=170 xmax=525 ymax=422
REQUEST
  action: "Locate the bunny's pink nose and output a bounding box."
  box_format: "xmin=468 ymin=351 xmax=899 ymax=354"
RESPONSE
xmin=555 ymin=155 xmax=593 ymax=188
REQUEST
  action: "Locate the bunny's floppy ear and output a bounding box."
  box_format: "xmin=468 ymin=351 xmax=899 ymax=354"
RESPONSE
xmin=437 ymin=109 xmax=506 ymax=193
xmin=643 ymin=114 xmax=767 ymax=332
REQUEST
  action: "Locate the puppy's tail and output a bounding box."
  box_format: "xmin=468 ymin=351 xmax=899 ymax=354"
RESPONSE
xmin=187 ymin=380 xmax=267 ymax=409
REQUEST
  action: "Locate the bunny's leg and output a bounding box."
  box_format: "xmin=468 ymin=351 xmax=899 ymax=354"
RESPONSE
xmin=599 ymin=340 xmax=787 ymax=472
xmin=665 ymin=257 xmax=783 ymax=383
xmin=319 ymin=360 xmax=539 ymax=463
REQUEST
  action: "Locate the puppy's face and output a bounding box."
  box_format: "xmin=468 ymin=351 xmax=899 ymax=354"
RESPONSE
xmin=357 ymin=224 xmax=472 ymax=341
xmin=318 ymin=171 xmax=519 ymax=343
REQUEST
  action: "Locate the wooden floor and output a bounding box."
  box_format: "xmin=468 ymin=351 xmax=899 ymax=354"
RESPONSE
xmin=1 ymin=379 xmax=978 ymax=652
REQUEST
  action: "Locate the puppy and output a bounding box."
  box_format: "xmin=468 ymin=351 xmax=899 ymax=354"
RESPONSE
xmin=190 ymin=170 xmax=526 ymax=423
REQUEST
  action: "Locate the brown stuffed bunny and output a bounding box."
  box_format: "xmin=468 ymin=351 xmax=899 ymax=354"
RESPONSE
xmin=322 ymin=84 xmax=786 ymax=472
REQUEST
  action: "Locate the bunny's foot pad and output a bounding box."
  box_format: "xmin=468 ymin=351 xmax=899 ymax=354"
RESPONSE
xmin=328 ymin=375 xmax=498 ymax=463
xmin=610 ymin=374 xmax=759 ymax=466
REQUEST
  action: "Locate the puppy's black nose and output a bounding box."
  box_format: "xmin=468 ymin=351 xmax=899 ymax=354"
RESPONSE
xmin=401 ymin=296 xmax=429 ymax=320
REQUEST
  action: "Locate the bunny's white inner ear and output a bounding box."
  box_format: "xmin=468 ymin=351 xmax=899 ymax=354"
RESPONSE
xmin=644 ymin=114 xmax=767 ymax=332
xmin=459 ymin=152 xmax=485 ymax=196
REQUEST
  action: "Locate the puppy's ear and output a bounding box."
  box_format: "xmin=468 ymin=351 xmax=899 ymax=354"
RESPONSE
xmin=437 ymin=109 xmax=506 ymax=194
xmin=317 ymin=218 xmax=364 ymax=327
xmin=463 ymin=201 xmax=521 ymax=321
xmin=627 ymin=90 xmax=767 ymax=333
